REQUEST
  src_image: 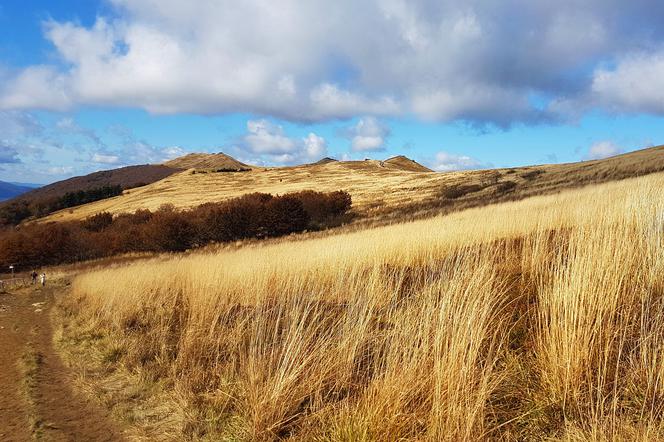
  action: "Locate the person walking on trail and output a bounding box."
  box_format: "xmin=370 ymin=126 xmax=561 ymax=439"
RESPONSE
xmin=31 ymin=270 xmax=38 ymax=285
xmin=40 ymin=273 xmax=46 ymax=287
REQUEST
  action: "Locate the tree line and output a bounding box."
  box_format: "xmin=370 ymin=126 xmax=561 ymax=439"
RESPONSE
xmin=0 ymin=190 xmax=352 ymax=269
xmin=0 ymin=185 xmax=124 ymax=226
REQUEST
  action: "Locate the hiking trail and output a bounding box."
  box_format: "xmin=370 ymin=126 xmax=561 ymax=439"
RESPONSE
xmin=0 ymin=282 xmax=124 ymax=442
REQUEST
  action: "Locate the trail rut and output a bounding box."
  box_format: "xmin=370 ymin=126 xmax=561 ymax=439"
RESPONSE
xmin=0 ymin=282 xmax=124 ymax=442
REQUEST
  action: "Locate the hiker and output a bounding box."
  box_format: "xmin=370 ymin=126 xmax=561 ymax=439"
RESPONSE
xmin=40 ymin=273 xmax=46 ymax=287
xmin=31 ymin=270 xmax=38 ymax=285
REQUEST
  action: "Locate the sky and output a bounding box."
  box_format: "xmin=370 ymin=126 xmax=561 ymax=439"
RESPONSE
xmin=2 ymin=1 xmax=664 ymax=184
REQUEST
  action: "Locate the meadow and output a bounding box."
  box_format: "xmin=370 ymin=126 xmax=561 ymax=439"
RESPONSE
xmin=59 ymin=171 xmax=664 ymax=440
xmin=41 ymin=144 xmax=664 ymax=226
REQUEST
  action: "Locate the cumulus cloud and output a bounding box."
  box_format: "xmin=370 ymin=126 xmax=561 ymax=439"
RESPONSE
xmin=349 ymin=117 xmax=389 ymax=152
xmin=585 ymin=141 xmax=622 ymax=160
xmin=46 ymin=166 xmax=74 ymax=175
xmin=91 ymin=153 xmax=121 ymax=164
xmin=3 ymin=1 xmax=664 ymax=124
xmin=591 ymin=51 xmax=664 ymax=114
xmin=303 ymin=133 xmax=327 ymax=159
xmin=244 ymin=120 xmax=297 ymax=155
xmin=125 ymin=141 xmax=185 ymax=164
xmin=241 ymin=119 xmax=327 ymax=164
xmin=431 ymin=151 xmax=486 ymax=172
xmin=0 ymin=66 xmax=70 ymax=111
xmin=309 ymin=84 xmax=400 ymax=120
xmin=161 ymin=146 xmax=187 ymax=160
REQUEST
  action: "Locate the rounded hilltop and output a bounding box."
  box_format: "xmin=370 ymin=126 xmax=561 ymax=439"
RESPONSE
xmin=306 ymin=155 xmax=431 ymax=172
xmin=163 ymin=152 xmax=251 ymax=171
xmin=163 ymin=151 xmax=432 ymax=173
xmin=383 ymin=155 xmax=433 ymax=172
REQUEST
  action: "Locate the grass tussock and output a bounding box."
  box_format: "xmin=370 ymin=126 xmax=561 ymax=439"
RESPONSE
xmin=61 ymin=172 xmax=664 ymax=440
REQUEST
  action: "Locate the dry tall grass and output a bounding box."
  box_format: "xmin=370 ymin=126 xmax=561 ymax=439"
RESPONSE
xmin=42 ymin=144 xmax=664 ymax=226
xmin=62 ymin=172 xmax=664 ymax=440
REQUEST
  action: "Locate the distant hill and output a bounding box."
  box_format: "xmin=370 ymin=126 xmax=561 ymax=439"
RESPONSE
xmin=383 ymin=155 xmax=433 ymax=172
xmin=37 ymin=145 xmax=664 ymax=226
xmin=0 ymin=181 xmax=34 ymax=201
xmin=164 ymin=152 xmax=251 ymax=171
xmin=312 ymin=157 xmax=338 ymax=166
xmin=8 ymin=181 xmax=41 ymax=189
xmin=12 ymin=164 xmax=180 ymax=204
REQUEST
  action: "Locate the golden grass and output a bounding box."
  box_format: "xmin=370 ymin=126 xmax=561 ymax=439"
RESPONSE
xmin=42 ymin=144 xmax=664 ymax=226
xmin=61 ymin=171 xmax=664 ymax=440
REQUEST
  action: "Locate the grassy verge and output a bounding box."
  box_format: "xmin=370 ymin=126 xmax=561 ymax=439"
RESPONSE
xmin=53 ymin=303 xmax=241 ymax=441
xmin=17 ymin=344 xmax=46 ymax=438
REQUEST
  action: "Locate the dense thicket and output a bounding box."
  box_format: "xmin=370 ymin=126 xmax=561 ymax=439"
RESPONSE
xmin=53 ymin=185 xmax=123 ymax=211
xmin=0 ymin=190 xmax=351 ymax=269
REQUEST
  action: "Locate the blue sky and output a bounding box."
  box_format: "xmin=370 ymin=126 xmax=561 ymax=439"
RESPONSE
xmin=2 ymin=0 xmax=664 ymax=183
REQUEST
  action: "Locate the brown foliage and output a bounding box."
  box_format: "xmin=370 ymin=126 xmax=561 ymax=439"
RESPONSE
xmin=442 ymin=184 xmax=484 ymax=199
xmin=0 ymin=190 xmax=352 ymax=270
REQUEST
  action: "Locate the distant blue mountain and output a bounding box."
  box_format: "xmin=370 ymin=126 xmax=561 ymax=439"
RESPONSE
xmin=8 ymin=181 xmax=42 ymax=189
xmin=0 ymin=181 xmax=35 ymax=201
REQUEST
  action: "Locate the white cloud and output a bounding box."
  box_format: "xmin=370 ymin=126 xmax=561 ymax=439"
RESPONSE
xmin=244 ymin=120 xmax=297 ymax=154
xmin=432 ymin=151 xmax=485 ymax=172
xmin=47 ymin=166 xmax=74 ymax=175
xmin=161 ymin=146 xmax=186 ymax=160
xmin=348 ymin=117 xmax=389 ymax=152
xmin=91 ymin=153 xmax=121 ymax=164
xmin=241 ymin=119 xmax=327 ymax=164
xmin=127 ymin=141 xmax=186 ymax=164
xmin=585 ymin=141 xmax=622 ymax=160
xmin=3 ymin=1 xmax=664 ymax=124
xmin=309 ymin=84 xmax=400 ymax=120
xmin=411 ymin=85 xmax=536 ymax=126
xmin=592 ymin=51 xmax=664 ymax=114
xmin=0 ymin=66 xmax=70 ymax=111
xmin=303 ymin=133 xmax=327 ymax=159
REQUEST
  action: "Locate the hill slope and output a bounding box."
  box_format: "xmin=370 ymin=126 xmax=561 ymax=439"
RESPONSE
xmin=0 ymin=181 xmax=33 ymax=201
xmin=3 ymin=164 xmax=181 ymax=208
xmin=164 ymin=152 xmax=251 ymax=170
xmin=383 ymin=155 xmax=433 ymax=172
xmin=40 ymin=145 xmax=664 ymax=224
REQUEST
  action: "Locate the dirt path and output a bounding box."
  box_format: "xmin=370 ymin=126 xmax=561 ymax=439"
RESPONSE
xmin=0 ymin=282 xmax=125 ymax=442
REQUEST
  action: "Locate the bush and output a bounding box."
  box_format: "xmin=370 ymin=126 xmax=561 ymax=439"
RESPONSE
xmin=442 ymin=184 xmax=483 ymax=199
xmin=289 ymin=190 xmax=352 ymax=226
xmin=263 ymin=196 xmax=309 ymax=237
xmin=82 ymin=212 xmax=114 ymax=232
xmin=520 ymin=169 xmax=543 ymax=180
xmin=496 ymin=181 xmax=518 ymax=194
xmin=146 ymin=208 xmax=195 ymax=252
xmin=0 ymin=190 xmax=353 ymax=269
xmin=0 ymin=201 xmax=32 ymax=226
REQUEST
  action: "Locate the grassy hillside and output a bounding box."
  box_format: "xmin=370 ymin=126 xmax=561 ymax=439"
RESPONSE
xmin=163 ymin=152 xmax=251 ymax=170
xmin=3 ymin=164 xmax=180 ymax=209
xmin=60 ymin=170 xmax=664 ymax=440
xmin=42 ymin=145 xmax=664 ymax=224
